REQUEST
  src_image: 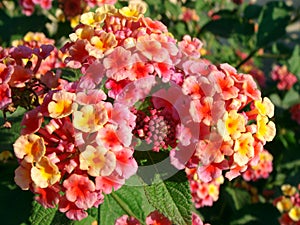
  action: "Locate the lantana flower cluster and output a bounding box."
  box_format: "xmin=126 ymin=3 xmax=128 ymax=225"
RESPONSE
xmin=242 ymin=149 xmax=273 ymax=181
xmin=20 ymin=0 xmax=53 ymax=16
xmin=290 ymin=103 xmax=300 ymax=125
xmin=186 ymin=167 xmax=224 ymax=208
xmin=11 ymin=2 xmax=276 ymax=221
xmin=19 ymin=0 xmax=117 ymax=17
xmin=181 ymin=67 xmax=276 ymax=183
xmin=274 ymin=184 xmax=300 ymax=225
xmin=271 ymin=64 xmax=298 ymax=91
xmin=115 ymin=210 xmax=210 ymax=225
xmin=0 ymin=32 xmax=64 ymax=117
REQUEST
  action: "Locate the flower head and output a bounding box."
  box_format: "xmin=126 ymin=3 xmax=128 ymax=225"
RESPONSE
xmin=224 ymin=110 xmax=246 ymax=140
xmin=186 ymin=168 xmax=224 ymax=208
xmin=0 ymin=83 xmax=11 ymax=110
xmin=289 ymin=207 xmax=300 ymax=222
xmin=273 ymin=183 xmax=300 ymax=224
xmin=48 ymin=90 xmax=76 ymax=118
xmin=242 ymin=149 xmax=273 ymax=181
xmin=31 ymin=156 xmax=61 ymax=188
xmin=256 ymin=115 xmax=276 ymax=142
xmin=11 ymin=2 xmax=278 ymax=222
xmin=146 ymin=210 xmax=172 ymax=225
xmin=233 ymin=132 xmax=255 ymax=166
xmin=179 ymin=7 xmax=200 ymax=22
xmin=34 ymin=185 xmax=60 ymax=208
xmin=271 ymin=65 xmax=297 ymax=90
xmin=73 ymin=102 xmax=109 ymax=133
xmin=119 ymin=2 xmax=146 ymax=21
xmin=63 ymin=174 xmax=97 ymax=210
xmin=254 ymin=97 xmax=275 ymax=118
xmin=290 ymin=103 xmax=300 ymax=125
xmin=14 ymin=134 xmax=45 ymax=163
xmin=79 ymin=145 xmax=116 ymax=177
xmin=14 ymin=160 xmax=32 ymax=190
xmin=115 ymin=215 xmax=141 ymax=225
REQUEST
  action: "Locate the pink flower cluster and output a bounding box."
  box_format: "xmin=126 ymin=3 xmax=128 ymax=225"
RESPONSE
xmin=180 ymin=65 xmax=276 ymax=182
xmin=11 ymin=2 xmax=277 ymax=221
xmin=242 ymin=149 xmax=273 ymax=181
xmin=19 ymin=0 xmax=116 ymax=17
xmin=232 ymin=0 xmax=243 ymax=5
xmin=19 ymin=0 xmax=53 ymax=16
xmin=115 ymin=210 xmax=210 ymax=225
xmin=271 ymin=65 xmax=298 ymax=91
xmin=290 ymin=103 xmax=300 ymax=125
xmin=14 ymin=83 xmax=138 ymax=220
xmin=274 ymin=184 xmax=300 ymax=225
xmin=58 ymin=0 xmax=117 ymax=21
xmin=179 ymin=7 xmax=200 ymax=22
xmin=186 ymin=168 xmax=224 ymax=208
xmin=0 ymin=59 xmax=12 ymax=110
xmin=0 ymin=32 xmax=64 ymax=113
xmin=62 ymin=2 xmax=276 ymax=182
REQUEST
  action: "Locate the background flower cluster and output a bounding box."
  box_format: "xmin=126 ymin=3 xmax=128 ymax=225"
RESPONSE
xmin=0 ymin=0 xmax=299 ymax=225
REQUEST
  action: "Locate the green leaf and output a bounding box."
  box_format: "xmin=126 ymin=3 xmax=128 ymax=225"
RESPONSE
xmin=230 ymin=214 xmax=258 ymax=225
xmin=0 ymin=161 xmax=33 ymax=225
xmin=60 ymin=68 xmax=83 ymax=82
xmin=72 ymin=214 xmax=98 ymax=225
xmin=85 ymin=207 xmax=100 ymax=224
xmin=195 ymin=0 xmax=207 ymax=12
xmin=244 ymin=4 xmax=262 ymax=20
xmin=225 ymin=186 xmax=251 ymax=211
xmin=256 ymin=1 xmax=292 ymax=47
xmin=51 ymin=210 xmax=72 ymax=225
xmin=144 ymin=171 xmax=192 ymax=225
xmin=29 ymin=201 xmax=58 ymax=225
xmin=201 ymin=18 xmax=254 ymax=38
xmin=230 ymin=203 xmax=280 ymax=225
xmin=273 ymin=173 xmax=287 ymax=186
xmin=0 ymin=10 xmax=49 ymax=46
xmin=283 ymin=130 xmax=296 ymax=144
xmin=30 ymin=204 xmax=98 ymax=225
xmin=164 ymin=1 xmax=181 ymax=18
xmin=30 ymin=202 xmax=98 ymax=225
xmin=279 ymin=159 xmax=300 ymax=170
xmin=269 ymin=93 xmax=282 ymax=108
xmin=279 ymin=134 xmax=289 ymax=149
xmin=100 ymin=178 xmax=154 ymax=225
xmin=133 ymin=148 xmax=170 ymax=167
xmin=213 ymin=9 xmax=238 ymax=18
xmin=174 ymin=22 xmax=188 ymax=38
xmin=288 ymin=45 xmax=300 ymax=78
xmin=282 ymin=87 xmax=300 ymax=109
xmin=0 ymin=107 xmax=26 ymax=150
xmin=144 ymin=0 xmax=161 ymax=6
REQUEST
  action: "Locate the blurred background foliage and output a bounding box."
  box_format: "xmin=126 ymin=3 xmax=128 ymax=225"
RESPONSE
xmin=0 ymin=0 xmax=300 ymax=224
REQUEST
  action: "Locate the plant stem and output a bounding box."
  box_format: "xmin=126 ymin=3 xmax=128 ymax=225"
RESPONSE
xmin=236 ymin=48 xmax=259 ymax=70
xmin=98 ymin=204 xmax=101 ymax=225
